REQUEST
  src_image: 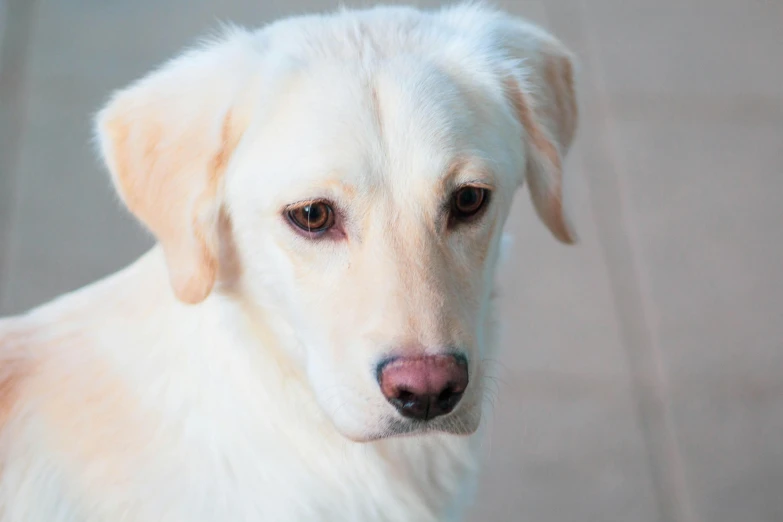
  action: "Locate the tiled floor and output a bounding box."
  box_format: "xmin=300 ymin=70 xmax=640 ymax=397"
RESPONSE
xmin=1 ymin=1 xmax=781 ymax=521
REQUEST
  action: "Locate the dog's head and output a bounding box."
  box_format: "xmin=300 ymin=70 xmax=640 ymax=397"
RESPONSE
xmin=95 ymin=4 xmax=577 ymax=442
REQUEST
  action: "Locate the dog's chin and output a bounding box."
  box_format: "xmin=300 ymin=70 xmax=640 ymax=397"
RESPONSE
xmin=338 ymin=412 xmax=482 ymax=443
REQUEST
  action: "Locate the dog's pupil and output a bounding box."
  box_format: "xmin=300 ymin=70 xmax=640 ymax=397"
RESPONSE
xmin=458 ymin=189 xmax=480 ymax=211
xmin=304 ymin=205 xmax=322 ymax=224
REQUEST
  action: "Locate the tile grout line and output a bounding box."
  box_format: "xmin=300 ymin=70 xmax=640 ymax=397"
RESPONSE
xmin=0 ymin=1 xmax=5 ymax=51
xmin=572 ymin=1 xmax=697 ymax=522
xmin=0 ymin=0 xmax=39 ymax=307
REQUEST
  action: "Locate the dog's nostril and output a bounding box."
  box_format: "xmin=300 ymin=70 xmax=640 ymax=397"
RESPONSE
xmin=438 ymin=386 xmax=455 ymax=402
xmin=377 ymin=354 xmax=469 ymax=421
xmin=397 ymin=390 xmax=416 ymax=404
xmin=436 ymin=385 xmax=464 ymax=409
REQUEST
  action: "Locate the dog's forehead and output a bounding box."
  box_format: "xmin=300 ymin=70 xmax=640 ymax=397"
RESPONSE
xmin=238 ymin=56 xmax=491 ymax=205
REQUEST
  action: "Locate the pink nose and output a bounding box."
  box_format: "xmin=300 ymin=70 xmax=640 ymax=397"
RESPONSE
xmin=377 ymin=354 xmax=469 ymax=421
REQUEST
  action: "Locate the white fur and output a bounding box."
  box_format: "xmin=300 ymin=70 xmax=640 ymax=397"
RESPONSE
xmin=0 ymin=4 xmax=577 ymax=521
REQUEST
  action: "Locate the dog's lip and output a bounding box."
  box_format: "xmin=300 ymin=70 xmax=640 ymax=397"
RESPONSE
xmin=345 ymin=410 xmax=481 ymax=442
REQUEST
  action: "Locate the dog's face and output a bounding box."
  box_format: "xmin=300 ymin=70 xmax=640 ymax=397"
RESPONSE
xmin=95 ymin=5 xmax=577 ymax=442
xmin=226 ymin=65 xmax=519 ymax=440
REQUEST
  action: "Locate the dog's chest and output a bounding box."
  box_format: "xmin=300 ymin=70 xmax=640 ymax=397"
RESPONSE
xmin=50 ymin=368 xmax=479 ymax=522
xmin=7 ymin=405 xmax=480 ymax=522
xmin=107 ymin=419 xmax=481 ymax=522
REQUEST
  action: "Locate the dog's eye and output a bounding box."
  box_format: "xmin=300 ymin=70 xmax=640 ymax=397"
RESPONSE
xmin=450 ymin=186 xmax=489 ymax=224
xmin=287 ymin=201 xmax=335 ymax=234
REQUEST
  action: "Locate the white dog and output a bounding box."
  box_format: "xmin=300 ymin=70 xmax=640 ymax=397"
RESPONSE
xmin=0 ymin=3 xmax=577 ymax=520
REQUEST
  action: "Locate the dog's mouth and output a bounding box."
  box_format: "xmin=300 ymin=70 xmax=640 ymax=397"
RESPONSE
xmin=345 ymin=408 xmax=481 ymax=443
xmin=386 ymin=416 xmax=478 ymax=438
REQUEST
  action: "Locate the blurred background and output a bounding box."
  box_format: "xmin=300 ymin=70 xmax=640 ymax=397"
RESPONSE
xmin=1 ymin=0 xmax=781 ymax=521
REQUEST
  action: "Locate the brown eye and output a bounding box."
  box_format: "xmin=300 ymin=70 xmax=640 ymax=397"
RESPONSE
xmin=451 ymin=186 xmax=489 ymax=222
xmin=287 ymin=201 xmax=335 ymax=234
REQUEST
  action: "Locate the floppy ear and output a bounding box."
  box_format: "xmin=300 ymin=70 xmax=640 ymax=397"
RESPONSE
xmin=95 ymin=31 xmax=258 ymax=304
xmin=497 ymin=18 xmax=579 ymax=244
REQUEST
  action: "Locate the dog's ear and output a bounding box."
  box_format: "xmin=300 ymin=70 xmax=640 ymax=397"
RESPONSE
xmin=95 ymin=31 xmax=258 ymax=304
xmin=489 ymin=16 xmax=579 ymax=244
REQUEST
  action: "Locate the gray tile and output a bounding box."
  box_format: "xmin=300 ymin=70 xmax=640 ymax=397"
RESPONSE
xmin=580 ymin=0 xmax=783 ymax=100
xmin=467 ymin=377 xmax=659 ymax=522
xmin=495 ymin=144 xmax=632 ymax=379
xmin=574 ymin=91 xmax=696 ymax=522
xmin=609 ymin=118 xmax=783 ymax=383
xmin=607 ymin=114 xmax=783 ymax=522
xmin=0 ymin=1 xmax=6 ymax=46
xmin=671 ymin=387 xmax=783 ymax=522
xmin=0 ymin=0 xmax=38 ymax=308
xmin=565 ymin=8 xmax=705 ymax=518
xmin=493 ymin=0 xmax=549 ymax=26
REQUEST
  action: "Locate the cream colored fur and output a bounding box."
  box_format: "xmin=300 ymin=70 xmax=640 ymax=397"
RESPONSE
xmin=0 ymin=3 xmax=577 ymax=521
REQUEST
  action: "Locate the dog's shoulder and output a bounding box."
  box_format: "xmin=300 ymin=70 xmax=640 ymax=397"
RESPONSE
xmin=0 ymin=309 xmax=78 ymax=434
xmin=0 ymin=317 xmax=35 ymax=431
xmin=0 ymin=252 xmax=163 ymax=435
